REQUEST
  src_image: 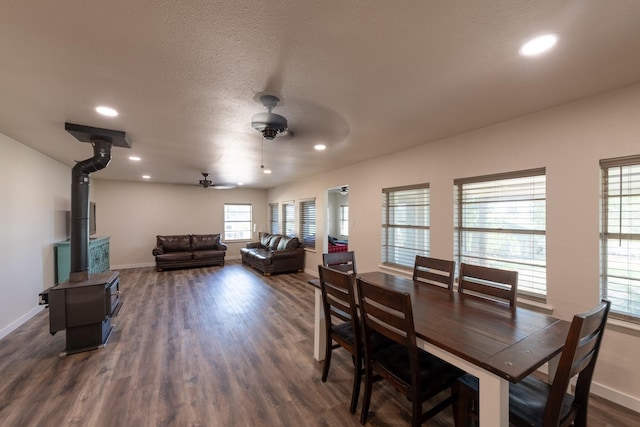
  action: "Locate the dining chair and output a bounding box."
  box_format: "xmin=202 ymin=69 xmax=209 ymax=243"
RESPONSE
xmin=322 ymin=250 xmax=357 ymax=274
xmin=317 ymin=265 xmax=362 ymax=413
xmin=453 ymin=299 xmax=611 ymax=427
xmin=412 ymin=255 xmax=455 ymax=290
xmin=356 ymin=277 xmax=464 ymax=426
xmin=458 ymin=263 xmax=518 ymax=309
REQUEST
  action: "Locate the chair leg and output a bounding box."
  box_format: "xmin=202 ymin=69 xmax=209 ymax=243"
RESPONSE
xmin=411 ymin=389 xmax=422 ymax=427
xmin=349 ymin=354 xmax=362 ymax=414
xmin=453 ymin=381 xmax=475 ymax=427
xmin=360 ymin=363 xmax=373 ymax=425
xmin=321 ymin=338 xmax=332 ymax=382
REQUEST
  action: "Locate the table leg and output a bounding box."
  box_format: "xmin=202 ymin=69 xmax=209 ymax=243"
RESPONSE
xmin=313 ymin=287 xmax=326 ymax=361
xmin=477 ymin=371 xmax=509 ymax=426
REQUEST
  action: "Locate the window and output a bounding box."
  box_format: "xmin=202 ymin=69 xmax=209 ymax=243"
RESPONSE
xmin=454 ymin=168 xmax=546 ymax=299
xmin=224 ymin=204 xmax=252 ymax=241
xmin=269 ymin=203 xmax=280 ymax=234
xmin=382 ymin=184 xmax=430 ymax=268
xmin=601 ymin=156 xmax=640 ymax=323
xmin=340 ymin=205 xmax=349 ymax=236
xmin=300 ymin=199 xmax=316 ymax=249
xmin=282 ymin=202 xmax=295 ymax=237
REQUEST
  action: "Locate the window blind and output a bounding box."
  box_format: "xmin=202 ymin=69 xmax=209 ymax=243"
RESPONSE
xmin=269 ymin=203 xmax=280 ymax=235
xmin=282 ymin=202 xmax=295 ymax=237
xmin=601 ymin=156 xmax=640 ymax=323
xmin=454 ymin=168 xmax=546 ymax=299
xmin=381 ymin=184 xmax=430 ymax=268
xmin=300 ymin=198 xmax=316 ymax=249
xmin=340 ymin=205 xmax=349 ymax=236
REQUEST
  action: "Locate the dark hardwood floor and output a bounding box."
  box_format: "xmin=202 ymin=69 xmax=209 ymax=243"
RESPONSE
xmin=0 ymin=261 xmax=637 ymax=426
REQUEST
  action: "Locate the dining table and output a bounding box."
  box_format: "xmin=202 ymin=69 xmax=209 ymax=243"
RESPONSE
xmin=308 ymin=271 xmax=570 ymax=426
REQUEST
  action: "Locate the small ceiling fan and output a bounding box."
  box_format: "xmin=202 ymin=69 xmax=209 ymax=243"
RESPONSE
xmin=197 ymin=173 xmax=235 ymax=190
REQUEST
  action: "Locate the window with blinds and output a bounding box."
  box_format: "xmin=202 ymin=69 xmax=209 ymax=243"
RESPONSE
xmin=340 ymin=205 xmax=349 ymax=236
xmin=381 ymin=184 xmax=430 ymax=268
xmin=454 ymin=168 xmax=546 ymax=299
xmin=269 ymin=203 xmax=280 ymax=235
xmin=224 ymin=203 xmax=252 ymax=241
xmin=300 ymin=199 xmax=316 ymax=249
xmin=601 ymin=156 xmax=640 ymax=323
xmin=282 ymin=202 xmax=295 ymax=237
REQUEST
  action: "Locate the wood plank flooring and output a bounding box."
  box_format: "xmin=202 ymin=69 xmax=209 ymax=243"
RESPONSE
xmin=0 ymin=261 xmax=637 ymax=426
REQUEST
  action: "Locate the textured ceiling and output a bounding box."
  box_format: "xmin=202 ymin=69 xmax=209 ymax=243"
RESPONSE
xmin=2 ymin=1 xmax=640 ymax=188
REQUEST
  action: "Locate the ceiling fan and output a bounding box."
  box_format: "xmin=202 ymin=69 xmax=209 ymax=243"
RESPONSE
xmin=251 ymin=94 xmax=288 ymax=140
xmin=197 ymin=173 xmax=235 ymax=190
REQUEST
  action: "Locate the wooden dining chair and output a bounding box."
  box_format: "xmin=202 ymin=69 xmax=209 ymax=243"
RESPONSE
xmin=322 ymin=251 xmax=357 ymax=274
xmin=356 ymin=277 xmax=464 ymax=426
xmin=317 ymin=265 xmax=362 ymax=413
xmin=458 ymin=263 xmax=518 ymax=309
xmin=412 ymin=255 xmax=455 ymax=290
xmin=453 ymin=299 xmax=611 ymax=427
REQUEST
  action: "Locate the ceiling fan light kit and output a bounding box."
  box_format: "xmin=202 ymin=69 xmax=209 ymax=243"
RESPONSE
xmin=251 ymin=95 xmax=288 ymax=140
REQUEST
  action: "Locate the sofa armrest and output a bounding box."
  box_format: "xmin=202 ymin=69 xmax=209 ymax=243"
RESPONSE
xmin=245 ymin=241 xmax=262 ymax=249
xmin=217 ymin=242 xmax=228 ymax=251
xmin=152 ymin=247 xmax=164 ymax=256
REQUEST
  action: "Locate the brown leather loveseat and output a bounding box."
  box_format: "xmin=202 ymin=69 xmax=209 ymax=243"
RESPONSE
xmin=240 ymin=233 xmax=305 ymax=275
xmin=152 ymin=234 xmax=227 ymax=271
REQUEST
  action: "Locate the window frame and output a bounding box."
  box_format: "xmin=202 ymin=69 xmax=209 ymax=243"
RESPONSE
xmin=340 ymin=205 xmax=349 ymax=236
xmin=454 ymin=168 xmax=547 ymax=301
xmin=300 ymin=198 xmax=316 ymax=249
xmin=223 ymin=203 xmax=252 ymax=241
xmin=600 ymin=155 xmax=640 ymax=324
xmin=282 ymin=201 xmax=296 ymax=237
xmin=381 ymin=183 xmax=430 ymax=269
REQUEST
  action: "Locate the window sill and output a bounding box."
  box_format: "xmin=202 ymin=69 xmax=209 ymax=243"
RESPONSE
xmin=606 ymin=318 xmax=640 ymax=337
xmin=378 ymin=264 xmax=413 ymax=278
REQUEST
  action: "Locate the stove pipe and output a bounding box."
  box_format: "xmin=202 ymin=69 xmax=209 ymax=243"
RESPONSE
xmin=64 ymin=122 xmax=131 ymax=283
xmin=69 ymin=139 xmax=112 ymax=282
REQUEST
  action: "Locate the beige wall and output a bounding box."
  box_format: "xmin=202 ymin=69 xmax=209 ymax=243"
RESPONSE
xmin=0 ymin=133 xmax=70 ymax=339
xmin=268 ymin=83 xmax=640 ymax=410
xmin=92 ymin=180 xmax=268 ymax=267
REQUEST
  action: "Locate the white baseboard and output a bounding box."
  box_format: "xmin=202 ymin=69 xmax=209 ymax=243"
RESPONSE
xmin=0 ymin=305 xmax=44 ymax=340
xmin=591 ymin=381 xmax=640 ymax=413
xmin=305 ymin=268 xmax=319 ymax=277
xmin=226 ymin=255 xmax=241 ymax=261
xmin=111 ymin=262 xmax=155 ymax=269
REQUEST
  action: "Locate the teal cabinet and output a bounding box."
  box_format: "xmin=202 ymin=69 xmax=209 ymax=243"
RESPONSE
xmin=55 ymin=237 xmax=110 ymax=284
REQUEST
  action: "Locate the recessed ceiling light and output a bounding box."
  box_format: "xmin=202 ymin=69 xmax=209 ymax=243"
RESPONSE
xmin=314 ymin=144 xmax=327 ymax=151
xmin=263 ymin=169 xmax=272 ymax=174
xmin=237 ymin=182 xmax=244 ymax=186
xmin=95 ymin=106 xmax=118 ymax=117
xmin=142 ymin=175 xmax=151 ymax=180
xmin=129 ymin=156 xmax=141 ymax=161
xmin=519 ymin=34 xmax=558 ymax=57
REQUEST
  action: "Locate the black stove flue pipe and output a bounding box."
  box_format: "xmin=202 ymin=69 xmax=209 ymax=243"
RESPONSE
xmin=69 ymin=139 xmax=112 ymax=282
xmin=64 ymin=123 xmax=131 ymax=282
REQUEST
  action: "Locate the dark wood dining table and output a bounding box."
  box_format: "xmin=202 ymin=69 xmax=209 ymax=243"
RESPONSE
xmin=308 ymin=271 xmax=570 ymax=426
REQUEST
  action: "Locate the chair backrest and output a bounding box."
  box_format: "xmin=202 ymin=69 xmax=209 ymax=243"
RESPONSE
xmin=356 ymin=277 xmax=420 ymax=387
xmin=458 ymin=263 xmax=518 ymax=309
xmin=545 ymin=300 xmax=610 ymax=425
xmin=322 ymin=251 xmax=357 ymax=274
xmin=412 ymin=255 xmax=455 ymax=290
xmin=318 ymin=265 xmax=359 ymax=338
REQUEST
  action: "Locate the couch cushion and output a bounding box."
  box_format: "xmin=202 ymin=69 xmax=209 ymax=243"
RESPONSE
xmin=267 ymin=235 xmax=281 ymax=250
xmin=157 ymin=235 xmax=191 ymax=252
xmin=191 ymin=234 xmax=221 ymax=251
xmin=156 ymin=251 xmax=192 ymax=261
xmin=192 ymin=249 xmax=224 ymax=260
xmin=260 ymin=233 xmax=273 ymax=247
xmin=277 ymin=236 xmax=300 ymax=250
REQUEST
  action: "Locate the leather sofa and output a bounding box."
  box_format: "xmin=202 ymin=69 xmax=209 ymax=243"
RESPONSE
xmin=152 ymin=234 xmax=227 ymax=271
xmin=240 ymin=233 xmax=305 ymax=275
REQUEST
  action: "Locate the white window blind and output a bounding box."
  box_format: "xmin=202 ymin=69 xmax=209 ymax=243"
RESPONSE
xmin=454 ymin=168 xmax=546 ymax=299
xmin=224 ymin=203 xmax=252 ymax=241
xmin=382 ymin=184 xmax=430 ymax=268
xmin=601 ymin=156 xmax=640 ymax=323
xmin=340 ymin=205 xmax=349 ymax=236
xmin=300 ymin=199 xmax=316 ymax=249
xmin=282 ymin=202 xmax=295 ymax=237
xmin=269 ymin=203 xmax=280 ymax=235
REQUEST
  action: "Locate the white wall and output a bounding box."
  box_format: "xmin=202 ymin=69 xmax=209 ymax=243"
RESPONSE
xmin=268 ymin=83 xmax=640 ymax=410
xmin=92 ymin=180 xmax=268 ymax=267
xmin=0 ymin=133 xmax=70 ymax=339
